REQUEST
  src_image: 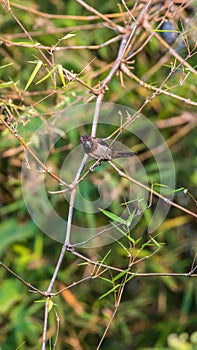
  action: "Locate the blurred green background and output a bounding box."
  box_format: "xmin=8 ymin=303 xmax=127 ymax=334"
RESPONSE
xmin=0 ymin=0 xmax=197 ymax=349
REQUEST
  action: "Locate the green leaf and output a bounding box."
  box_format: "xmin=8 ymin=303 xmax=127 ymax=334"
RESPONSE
xmin=111 ymin=222 xmax=136 ymax=244
xmin=150 ymin=236 xmax=161 ymax=247
xmin=16 ymin=342 xmax=26 ymax=350
xmin=153 ymin=183 xmax=168 ymax=188
xmin=163 ymin=187 xmax=188 ymax=195
xmin=48 ymin=299 xmax=54 ymax=312
xmin=126 ymin=210 xmax=136 ymax=227
xmin=99 ymin=284 xmax=122 ymax=300
xmin=99 ymin=208 xmax=127 ymax=225
xmin=61 ymin=33 xmax=76 ymax=40
xmin=25 ymin=60 xmax=43 ymax=90
xmin=125 ymin=273 xmax=136 ymax=284
xmin=112 ymin=268 xmax=130 ymax=282
xmin=155 ymin=29 xmax=179 ymax=34
xmin=57 ymin=64 xmax=66 ymax=86
xmin=0 ymin=81 xmax=13 ymax=88
xmin=0 ymin=62 xmax=14 ymax=69
xmin=35 ymin=65 xmax=56 ymax=85
xmin=15 ymin=41 xmax=40 ymax=46
xmin=111 ymin=222 xmax=127 ymax=235
xmin=99 ymin=276 xmax=113 ymax=284
xmin=34 ymin=299 xmax=55 ymax=312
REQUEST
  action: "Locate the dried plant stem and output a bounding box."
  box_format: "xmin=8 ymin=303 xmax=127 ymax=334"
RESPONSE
xmin=9 ymin=1 xmax=126 ymax=20
xmin=154 ymin=32 xmax=197 ymax=77
xmin=0 ymin=261 xmax=46 ymax=295
xmin=1 ymin=1 xmax=196 ymax=349
xmin=70 ymin=249 xmax=197 ymax=278
xmin=41 ymin=24 xmax=132 ymax=348
xmin=108 ymin=161 xmax=197 ymax=219
xmin=121 ymin=64 xmax=197 ymax=107
xmin=76 ymin=0 xmax=123 ymax=32
xmin=0 ymin=115 xmax=71 ymax=189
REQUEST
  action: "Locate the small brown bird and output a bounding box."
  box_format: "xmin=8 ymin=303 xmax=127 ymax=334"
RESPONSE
xmin=80 ymin=135 xmax=135 ymax=161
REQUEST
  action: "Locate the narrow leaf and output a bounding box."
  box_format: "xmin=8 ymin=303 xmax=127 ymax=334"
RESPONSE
xmin=99 ymin=284 xmax=122 ymax=300
xmin=25 ymin=60 xmax=43 ymax=90
xmin=36 ymin=66 xmax=56 ymax=85
xmin=126 ymin=209 xmax=136 ymax=227
xmin=0 ymin=81 xmax=13 ymax=88
xmin=0 ymin=63 xmax=13 ymax=70
xmin=15 ymin=41 xmax=40 ymax=46
xmin=99 ymin=208 xmax=127 ymax=225
xmin=112 ymin=268 xmax=130 ymax=282
xmin=150 ymin=236 xmax=161 ymax=247
xmin=57 ymin=64 xmax=66 ymax=86
xmin=155 ymin=29 xmax=179 ymax=34
xmin=125 ymin=273 xmax=136 ymax=283
xmin=111 ymin=222 xmax=136 ymax=244
xmin=99 ymin=276 xmax=113 ymax=284
xmin=153 ymin=183 xmax=168 ymax=188
xmin=61 ymin=33 xmax=76 ymax=40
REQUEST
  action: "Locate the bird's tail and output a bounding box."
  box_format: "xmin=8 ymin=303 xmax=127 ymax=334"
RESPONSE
xmin=112 ymin=151 xmax=135 ymax=158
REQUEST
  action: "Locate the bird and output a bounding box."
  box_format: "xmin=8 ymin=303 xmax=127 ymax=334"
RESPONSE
xmin=80 ymin=135 xmax=135 ymax=161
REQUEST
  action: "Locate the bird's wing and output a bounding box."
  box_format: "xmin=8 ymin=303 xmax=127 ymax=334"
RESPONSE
xmin=96 ymin=138 xmax=111 ymax=148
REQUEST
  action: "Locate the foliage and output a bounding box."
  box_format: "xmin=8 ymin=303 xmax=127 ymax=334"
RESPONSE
xmin=0 ymin=0 xmax=197 ymax=349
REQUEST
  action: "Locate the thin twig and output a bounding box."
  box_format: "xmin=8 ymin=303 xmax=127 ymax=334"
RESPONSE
xmin=76 ymin=0 xmax=124 ymax=33
xmin=0 ymin=261 xmax=47 ymax=296
xmin=0 ymin=115 xmax=72 ymax=189
xmin=10 ymin=1 xmax=127 ymax=21
xmin=70 ymin=249 xmax=197 ymax=278
xmin=108 ymin=161 xmax=197 ymax=218
xmin=121 ymin=64 xmax=197 ymax=107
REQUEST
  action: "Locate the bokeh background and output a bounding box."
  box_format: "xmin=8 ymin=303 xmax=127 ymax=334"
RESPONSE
xmin=0 ymin=0 xmax=197 ymax=349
